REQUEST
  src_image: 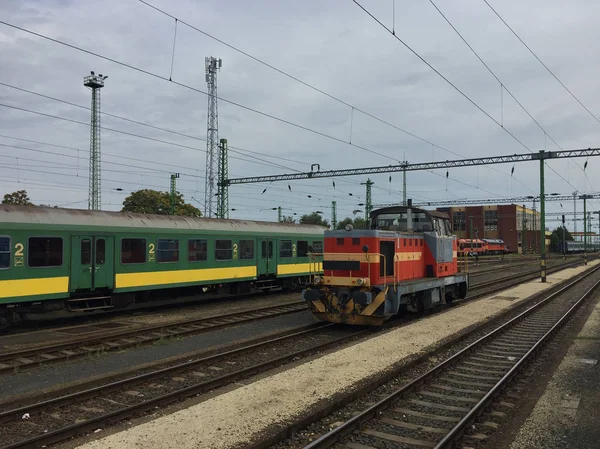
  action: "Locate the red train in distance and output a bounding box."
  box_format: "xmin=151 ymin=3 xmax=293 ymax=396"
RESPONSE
xmin=303 ymin=205 xmax=468 ymax=325
xmin=457 ymin=238 xmax=509 ymax=256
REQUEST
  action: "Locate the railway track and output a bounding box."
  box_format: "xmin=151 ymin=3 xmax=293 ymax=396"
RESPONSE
xmin=0 ymin=258 xmax=589 ymax=375
xmin=0 ymin=323 xmax=372 ymax=449
xmin=297 ymin=265 xmax=600 ymax=449
xmin=0 ymin=301 xmax=307 ymax=374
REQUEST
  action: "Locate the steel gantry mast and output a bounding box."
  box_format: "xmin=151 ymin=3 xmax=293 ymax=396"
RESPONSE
xmin=204 ymin=56 xmax=222 ymax=217
xmin=83 ymin=71 xmax=107 ymax=211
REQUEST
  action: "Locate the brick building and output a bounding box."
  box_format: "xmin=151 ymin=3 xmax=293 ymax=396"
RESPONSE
xmin=434 ymin=204 xmax=543 ymax=254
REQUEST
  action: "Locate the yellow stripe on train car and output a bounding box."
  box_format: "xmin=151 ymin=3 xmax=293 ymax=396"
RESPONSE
xmin=115 ymin=266 xmax=258 ymax=289
xmin=0 ymin=276 xmax=70 ymax=298
xmin=277 ymin=262 xmax=323 ymax=275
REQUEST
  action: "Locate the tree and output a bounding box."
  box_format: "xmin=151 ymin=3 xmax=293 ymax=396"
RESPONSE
xmin=2 ymin=190 xmax=33 ymax=206
xmin=336 ymin=216 xmax=367 ymax=230
xmin=122 ymin=189 xmax=202 ymax=217
xmin=281 ymin=215 xmax=296 ymax=223
xmin=299 ymin=211 xmax=329 ymax=228
xmin=550 ymin=227 xmax=574 ymax=253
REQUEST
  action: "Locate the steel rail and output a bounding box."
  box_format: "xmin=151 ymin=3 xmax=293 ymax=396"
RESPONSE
xmin=0 ymin=301 xmax=307 ymax=373
xmin=0 ymin=323 xmax=372 ymax=449
xmin=302 ymin=263 xmax=600 ymax=448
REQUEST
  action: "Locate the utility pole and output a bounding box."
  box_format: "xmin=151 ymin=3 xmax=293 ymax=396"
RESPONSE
xmin=579 ymin=194 xmax=592 ymax=265
xmin=573 ymin=191 xmax=578 ymax=235
xmin=562 ymin=214 xmax=566 ymax=260
xmin=539 ymin=154 xmax=546 ymax=281
xmin=204 ymin=56 xmax=222 ymax=217
xmin=331 ymin=201 xmax=337 ymax=229
xmin=470 ymin=216 xmax=474 ymax=255
xmin=216 ymin=138 xmax=229 ymax=219
xmin=170 ymin=173 xmax=179 ymax=215
xmin=402 ymin=162 xmax=408 ymax=206
xmin=521 ymin=204 xmax=527 ymax=256
xmin=83 ymin=71 xmax=107 ymax=211
xmin=361 ymin=178 xmax=374 ymax=219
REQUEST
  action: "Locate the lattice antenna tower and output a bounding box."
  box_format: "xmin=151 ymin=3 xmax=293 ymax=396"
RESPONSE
xmin=83 ymin=71 xmax=107 ymax=210
xmin=204 ymin=56 xmax=222 ymax=217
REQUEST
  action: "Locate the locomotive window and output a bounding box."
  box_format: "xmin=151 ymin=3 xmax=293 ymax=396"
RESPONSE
xmin=297 ymin=240 xmax=309 ymax=257
xmin=409 ymin=239 xmax=412 ymax=246
xmin=312 ymin=241 xmax=323 ymax=253
xmin=336 ymin=238 xmax=344 ymax=246
xmin=121 ymin=239 xmax=146 ymax=264
xmin=239 ymin=240 xmax=255 ymax=260
xmin=96 ymin=239 xmax=106 ymax=265
xmin=352 ymin=238 xmax=360 ymax=246
xmin=0 ymin=237 xmax=10 ymax=269
xmin=420 ymin=240 xmax=423 ymax=246
xmin=157 ymin=239 xmax=179 ymax=263
xmin=375 ymin=213 xmax=407 ymax=231
xmin=189 ymin=239 xmax=207 ymax=262
xmin=81 ymin=239 xmax=91 ymax=265
xmin=279 ymin=240 xmax=293 ymax=258
xmin=215 ymin=240 xmax=232 ymax=261
xmin=412 ymin=212 xmax=433 ymax=232
xmin=28 ymin=237 xmax=63 ymax=267
xmin=403 ymin=238 xmax=406 ymax=247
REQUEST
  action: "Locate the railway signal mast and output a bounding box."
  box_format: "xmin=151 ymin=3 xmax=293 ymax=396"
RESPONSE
xmin=204 ymin=56 xmax=222 ymax=218
xmin=83 ymin=71 xmax=107 ymax=211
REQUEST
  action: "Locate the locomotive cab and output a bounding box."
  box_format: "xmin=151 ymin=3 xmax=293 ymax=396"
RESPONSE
xmin=303 ymin=205 xmax=468 ymax=325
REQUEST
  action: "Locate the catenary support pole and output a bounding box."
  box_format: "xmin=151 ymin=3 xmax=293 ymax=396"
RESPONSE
xmin=539 ymin=152 xmax=546 ymax=282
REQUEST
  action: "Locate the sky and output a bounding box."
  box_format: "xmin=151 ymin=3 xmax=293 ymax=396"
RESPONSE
xmin=1 ymin=0 xmax=600 ymax=229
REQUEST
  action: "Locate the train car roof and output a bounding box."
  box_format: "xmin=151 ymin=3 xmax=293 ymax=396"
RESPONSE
xmin=0 ymin=205 xmax=326 ymax=234
xmin=371 ymin=205 xmax=449 ymax=220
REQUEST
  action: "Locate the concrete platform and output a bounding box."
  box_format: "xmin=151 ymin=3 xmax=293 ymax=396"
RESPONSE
xmin=71 ymin=261 xmax=600 ymax=449
xmin=509 ymin=289 xmax=600 ymax=449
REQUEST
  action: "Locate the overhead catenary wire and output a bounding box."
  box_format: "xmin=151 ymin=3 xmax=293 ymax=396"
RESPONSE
xmin=427 ymin=0 xmax=588 ymax=190
xmin=352 ymin=0 xmax=580 ymax=193
xmin=135 ymin=0 xmax=533 ymax=189
xmin=0 ymin=18 xmax=533 ymax=194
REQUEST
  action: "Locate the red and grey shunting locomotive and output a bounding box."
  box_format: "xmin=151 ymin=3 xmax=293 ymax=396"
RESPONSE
xmin=303 ymin=205 xmax=468 ymax=325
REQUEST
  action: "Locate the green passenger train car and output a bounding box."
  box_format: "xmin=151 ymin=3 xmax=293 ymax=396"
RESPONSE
xmin=0 ymin=205 xmax=325 ymax=322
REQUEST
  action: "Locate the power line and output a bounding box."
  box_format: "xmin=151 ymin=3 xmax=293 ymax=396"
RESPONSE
xmin=136 ymin=0 xmax=533 ymax=191
xmin=0 ymin=20 xmax=396 ymax=162
xmin=428 ymin=0 xmax=587 ymax=191
xmin=351 ymin=0 xmax=580 ymax=192
xmin=482 ymin=0 xmax=600 ymax=126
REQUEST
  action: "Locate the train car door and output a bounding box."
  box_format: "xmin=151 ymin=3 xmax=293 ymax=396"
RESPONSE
xmin=257 ymin=239 xmax=276 ymax=277
xmin=70 ymin=236 xmax=114 ymax=291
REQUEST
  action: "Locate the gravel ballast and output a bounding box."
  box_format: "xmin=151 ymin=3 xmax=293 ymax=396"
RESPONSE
xmin=73 ymin=261 xmax=599 ymax=449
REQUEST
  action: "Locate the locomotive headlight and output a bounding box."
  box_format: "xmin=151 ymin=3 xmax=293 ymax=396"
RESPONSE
xmin=356 ymin=278 xmax=365 ymax=286
xmin=313 ymin=276 xmax=322 ymax=285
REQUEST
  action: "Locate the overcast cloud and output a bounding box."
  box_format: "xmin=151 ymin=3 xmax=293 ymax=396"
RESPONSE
xmin=1 ymin=0 xmax=599 ymax=226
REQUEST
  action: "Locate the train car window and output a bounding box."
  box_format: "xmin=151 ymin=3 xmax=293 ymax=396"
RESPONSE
xmin=336 ymin=238 xmax=344 ymax=245
xmin=215 ymin=240 xmax=232 ymax=261
xmin=157 ymin=239 xmax=179 ymax=263
xmin=280 ymin=240 xmax=293 ymax=258
xmin=375 ymin=213 xmax=408 ymax=231
xmin=96 ymin=239 xmax=105 ymax=265
xmin=412 ymin=212 xmax=433 ymax=232
xmin=239 ymin=240 xmax=255 ymax=260
xmin=28 ymin=237 xmax=63 ymax=267
xmin=189 ymin=239 xmax=207 ymax=262
xmin=297 ymin=240 xmax=309 ymax=257
xmin=81 ymin=239 xmax=91 ymax=265
xmin=121 ymin=239 xmax=146 ymax=264
xmin=0 ymin=237 xmax=11 ymax=269
xmin=352 ymin=238 xmax=360 ymax=246
xmin=312 ymin=241 xmax=323 ymax=253
xmin=261 ymin=241 xmax=267 ymax=258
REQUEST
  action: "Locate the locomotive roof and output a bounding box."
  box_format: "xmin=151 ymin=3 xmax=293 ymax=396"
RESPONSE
xmin=0 ymin=205 xmax=326 ymax=234
xmin=371 ymin=205 xmax=449 ymax=220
